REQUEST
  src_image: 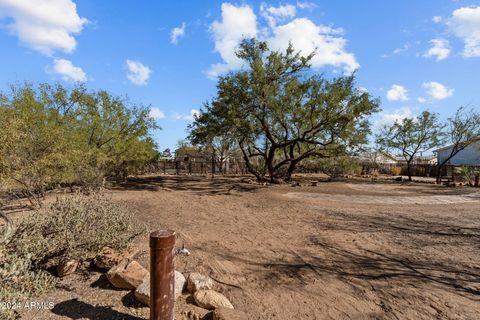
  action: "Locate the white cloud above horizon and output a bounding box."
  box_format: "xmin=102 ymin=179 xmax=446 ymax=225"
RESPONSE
xmin=171 ymin=22 xmax=186 ymax=44
xmin=173 ymin=109 xmax=200 ymax=121
xmin=447 ymin=6 xmax=480 ymax=58
xmin=423 ymin=38 xmax=450 ymax=61
xmin=206 ymin=2 xmax=359 ymax=79
xmin=423 ymin=81 xmax=454 ymax=100
xmin=0 ymin=0 xmax=88 ymax=56
xmin=386 ymin=84 xmax=409 ymax=101
xmin=126 ymin=59 xmax=151 ymax=86
xmin=374 ymin=107 xmax=413 ymax=131
xmin=207 ymin=3 xmax=258 ymax=79
xmin=51 ymin=58 xmax=86 ymax=82
xmin=260 ymin=3 xmax=296 ymax=27
xmin=149 ymin=107 xmax=166 ymax=120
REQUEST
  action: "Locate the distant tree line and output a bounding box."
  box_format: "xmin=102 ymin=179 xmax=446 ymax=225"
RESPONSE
xmin=0 ymin=83 xmax=159 ymax=206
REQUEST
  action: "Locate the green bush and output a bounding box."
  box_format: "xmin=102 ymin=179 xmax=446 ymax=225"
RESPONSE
xmin=316 ymin=157 xmax=362 ymax=177
xmin=455 ymin=166 xmax=480 ymax=186
xmin=0 ymin=193 xmax=144 ymax=317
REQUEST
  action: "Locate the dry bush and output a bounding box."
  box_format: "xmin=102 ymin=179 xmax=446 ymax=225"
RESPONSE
xmin=0 ymin=226 xmax=57 ymax=319
xmin=0 ymin=193 xmax=144 ymax=317
xmin=390 ymin=166 xmax=401 ymax=176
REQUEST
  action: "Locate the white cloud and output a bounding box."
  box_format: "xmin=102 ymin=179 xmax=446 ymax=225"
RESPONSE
xmin=268 ymin=18 xmax=359 ymax=73
xmin=173 ymin=109 xmax=200 ymax=121
xmin=423 ymin=38 xmax=450 ymax=61
xmin=170 ymin=22 xmax=186 ymax=44
xmin=296 ymin=1 xmax=317 ymax=10
xmin=126 ymin=59 xmax=152 ymax=86
xmin=207 ymin=3 xmax=358 ymax=78
xmin=149 ymin=107 xmax=165 ymax=119
xmin=447 ymin=6 xmax=480 ymax=57
xmin=260 ymin=3 xmax=296 ymax=27
xmin=432 ymin=16 xmax=443 ymax=23
xmin=382 ymin=43 xmax=411 ymax=58
xmin=0 ymin=0 xmax=88 ymax=56
xmin=374 ymin=107 xmax=413 ymax=131
xmin=422 ymin=81 xmax=454 ymax=100
xmin=51 ymin=58 xmax=86 ymax=82
xmin=418 ymin=97 xmax=427 ymax=103
xmin=386 ymin=85 xmax=409 ymax=101
xmin=207 ymin=3 xmax=258 ymax=79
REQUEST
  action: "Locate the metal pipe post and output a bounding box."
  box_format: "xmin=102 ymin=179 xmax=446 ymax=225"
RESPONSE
xmin=150 ymin=229 xmax=176 ymax=320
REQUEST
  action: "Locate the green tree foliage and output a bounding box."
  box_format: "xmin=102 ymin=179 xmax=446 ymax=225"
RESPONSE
xmin=0 ymin=83 xmax=159 ymax=203
xmin=189 ymin=39 xmax=379 ymax=182
xmin=435 ymin=107 xmax=480 ymax=183
xmin=376 ymin=111 xmax=442 ymax=181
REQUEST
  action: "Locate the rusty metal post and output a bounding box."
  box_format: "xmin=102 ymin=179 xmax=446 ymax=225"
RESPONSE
xmin=150 ymin=229 xmax=176 ymax=320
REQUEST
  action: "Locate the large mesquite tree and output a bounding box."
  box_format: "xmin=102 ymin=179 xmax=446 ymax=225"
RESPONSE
xmin=189 ymin=39 xmax=379 ymax=182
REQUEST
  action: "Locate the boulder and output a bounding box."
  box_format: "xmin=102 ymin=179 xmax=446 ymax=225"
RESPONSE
xmin=193 ymin=290 xmax=234 ymax=310
xmin=94 ymin=247 xmax=133 ymax=270
xmin=213 ymin=307 xmax=248 ymax=320
xmin=187 ymin=273 xmax=213 ymax=293
xmin=134 ymin=278 xmax=150 ymax=306
xmin=57 ymin=259 xmax=79 ymax=277
xmin=134 ymin=270 xmax=187 ymax=306
xmin=107 ymin=259 xmax=149 ymax=290
xmin=175 ymin=270 xmax=186 ymax=297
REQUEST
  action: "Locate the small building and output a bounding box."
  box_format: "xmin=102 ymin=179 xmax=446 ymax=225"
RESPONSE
xmin=434 ymin=139 xmax=480 ymax=166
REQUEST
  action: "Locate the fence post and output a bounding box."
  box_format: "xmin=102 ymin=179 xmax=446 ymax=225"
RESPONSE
xmin=150 ymin=229 xmax=175 ymax=320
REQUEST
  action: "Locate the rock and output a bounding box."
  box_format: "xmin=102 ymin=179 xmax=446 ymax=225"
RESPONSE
xmin=57 ymin=259 xmax=79 ymax=277
xmin=94 ymin=247 xmax=133 ymax=270
xmin=291 ymin=182 xmax=300 ymax=187
xmin=395 ymin=177 xmax=403 ymax=182
xmin=213 ymin=307 xmax=248 ymax=320
xmin=193 ymin=290 xmax=234 ymax=310
xmin=175 ymin=270 xmax=186 ymax=297
xmin=187 ymin=272 xmax=213 ymax=293
xmin=311 ymin=181 xmax=318 ymax=186
xmin=134 ymin=270 xmax=186 ymax=306
xmin=134 ymin=278 xmax=150 ymax=306
xmin=107 ymin=259 xmax=149 ymax=290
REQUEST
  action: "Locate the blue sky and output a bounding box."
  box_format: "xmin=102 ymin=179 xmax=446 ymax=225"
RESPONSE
xmin=1 ymin=0 xmax=480 ymax=151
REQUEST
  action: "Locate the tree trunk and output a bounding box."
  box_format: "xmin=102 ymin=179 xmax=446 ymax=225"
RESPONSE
xmin=407 ymin=162 xmax=412 ymax=181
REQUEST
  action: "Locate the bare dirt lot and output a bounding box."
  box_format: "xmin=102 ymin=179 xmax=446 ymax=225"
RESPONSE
xmin=17 ymin=175 xmax=480 ymax=320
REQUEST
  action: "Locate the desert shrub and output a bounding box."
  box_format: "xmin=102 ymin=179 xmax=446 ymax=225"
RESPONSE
xmin=0 ymin=225 xmax=57 ymax=319
xmin=455 ymin=166 xmax=480 ymax=186
xmin=8 ymin=193 xmax=145 ymax=269
xmin=317 ymin=157 xmax=362 ymax=177
xmin=0 ymin=194 xmax=144 ymax=318
xmin=390 ymin=166 xmax=401 ymax=176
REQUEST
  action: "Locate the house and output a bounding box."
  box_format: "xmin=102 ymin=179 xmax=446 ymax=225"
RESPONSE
xmin=356 ymin=151 xmax=397 ymax=165
xmin=434 ymin=139 xmax=480 ymax=166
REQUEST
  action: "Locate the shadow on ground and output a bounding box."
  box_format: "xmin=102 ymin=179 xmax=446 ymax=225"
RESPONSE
xmin=108 ymin=175 xmax=262 ymax=195
xmin=210 ymin=208 xmax=480 ymax=301
xmin=51 ymin=299 xmax=144 ymax=320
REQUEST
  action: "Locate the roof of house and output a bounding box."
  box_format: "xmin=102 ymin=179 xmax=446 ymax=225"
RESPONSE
xmin=433 ymin=137 xmax=480 ymax=153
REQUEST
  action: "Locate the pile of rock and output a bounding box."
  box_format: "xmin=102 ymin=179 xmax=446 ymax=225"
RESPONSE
xmin=90 ymin=248 xmax=246 ymax=319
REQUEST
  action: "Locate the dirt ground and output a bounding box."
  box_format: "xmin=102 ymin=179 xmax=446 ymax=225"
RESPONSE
xmin=15 ymin=175 xmax=480 ymax=320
